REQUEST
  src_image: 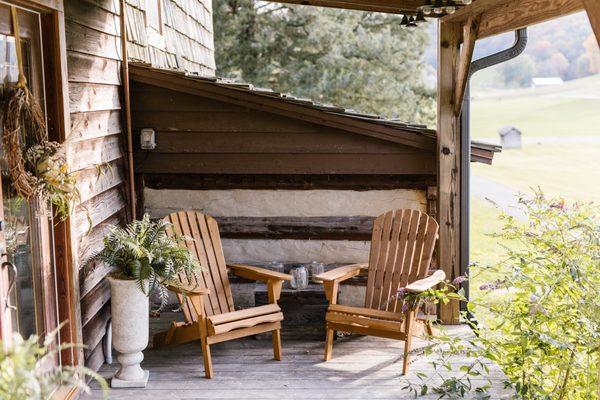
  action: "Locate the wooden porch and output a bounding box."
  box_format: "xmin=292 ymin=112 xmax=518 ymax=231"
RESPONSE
xmin=83 ymin=313 xmax=514 ymax=399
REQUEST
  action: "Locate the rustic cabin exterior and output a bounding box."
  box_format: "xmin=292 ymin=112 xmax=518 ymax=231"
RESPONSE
xmin=0 ymin=0 xmax=597 ymax=399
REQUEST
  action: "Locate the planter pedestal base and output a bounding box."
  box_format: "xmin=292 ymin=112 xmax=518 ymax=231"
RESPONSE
xmin=111 ymin=370 xmax=149 ymax=388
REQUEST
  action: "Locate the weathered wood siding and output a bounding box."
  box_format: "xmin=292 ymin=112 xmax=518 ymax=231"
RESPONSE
xmin=65 ymin=0 xmax=128 ymax=371
xmin=125 ymin=0 xmax=215 ymax=75
xmin=131 ymin=82 xmax=437 ymax=175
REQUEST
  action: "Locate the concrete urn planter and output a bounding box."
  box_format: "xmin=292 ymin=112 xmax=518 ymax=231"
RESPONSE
xmin=108 ymin=276 xmax=150 ymax=388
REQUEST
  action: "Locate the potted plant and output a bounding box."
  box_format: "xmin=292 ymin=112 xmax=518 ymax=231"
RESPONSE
xmin=0 ymin=325 xmax=108 ymax=399
xmin=89 ymin=214 xmax=200 ymax=388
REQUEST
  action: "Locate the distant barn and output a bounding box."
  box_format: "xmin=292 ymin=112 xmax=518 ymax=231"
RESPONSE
xmin=499 ymin=125 xmax=522 ymax=149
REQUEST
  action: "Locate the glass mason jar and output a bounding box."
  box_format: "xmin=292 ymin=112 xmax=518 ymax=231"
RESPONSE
xmin=309 ymin=261 xmax=325 ymax=283
xmin=290 ymin=266 xmax=309 ymax=290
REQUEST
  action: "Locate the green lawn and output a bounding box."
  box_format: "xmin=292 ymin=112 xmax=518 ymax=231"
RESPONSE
xmin=472 ymin=144 xmax=600 ymax=203
xmin=471 ymin=74 xmax=600 ymax=139
xmin=472 ymin=97 xmax=600 ymax=138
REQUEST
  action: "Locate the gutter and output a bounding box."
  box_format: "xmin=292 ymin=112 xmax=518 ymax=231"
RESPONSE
xmin=120 ymin=0 xmax=137 ymax=220
xmin=460 ymin=28 xmax=528 ymax=302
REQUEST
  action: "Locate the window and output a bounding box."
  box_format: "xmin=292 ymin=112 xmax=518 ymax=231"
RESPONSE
xmin=146 ymin=0 xmax=162 ymax=32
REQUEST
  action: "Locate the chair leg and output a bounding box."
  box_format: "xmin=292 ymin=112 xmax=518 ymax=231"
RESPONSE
xmin=425 ymin=320 xmax=434 ymax=337
xmin=402 ymin=311 xmax=416 ymax=375
xmin=200 ymin=337 xmax=214 ymax=379
xmin=324 ymin=327 xmax=334 ymax=361
xmin=272 ymin=329 xmax=282 ymax=361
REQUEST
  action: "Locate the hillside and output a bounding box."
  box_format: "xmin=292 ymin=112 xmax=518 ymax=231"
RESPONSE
xmin=471 ymin=74 xmax=600 ymax=139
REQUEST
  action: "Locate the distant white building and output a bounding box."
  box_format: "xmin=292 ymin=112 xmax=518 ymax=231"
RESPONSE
xmin=532 ymin=77 xmax=564 ymax=88
xmin=498 ymin=126 xmax=522 ymax=149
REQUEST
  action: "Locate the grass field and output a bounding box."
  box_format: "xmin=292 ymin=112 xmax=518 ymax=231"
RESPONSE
xmin=471 ymin=74 xmax=600 ymax=139
xmin=468 ymin=74 xmax=600 ymax=296
xmin=472 ymin=143 xmax=600 ymax=203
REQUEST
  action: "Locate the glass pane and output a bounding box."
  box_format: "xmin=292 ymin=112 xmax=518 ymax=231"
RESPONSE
xmin=0 ymin=33 xmax=51 ymax=340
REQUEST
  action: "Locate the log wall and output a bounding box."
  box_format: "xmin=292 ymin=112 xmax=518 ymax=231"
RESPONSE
xmin=132 ymin=81 xmax=436 ymax=267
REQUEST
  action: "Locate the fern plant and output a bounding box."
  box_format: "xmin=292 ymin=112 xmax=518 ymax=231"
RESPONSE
xmin=0 ymin=324 xmax=108 ymax=400
xmin=89 ymin=214 xmax=201 ymax=309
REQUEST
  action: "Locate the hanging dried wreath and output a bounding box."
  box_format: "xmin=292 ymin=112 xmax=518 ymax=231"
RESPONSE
xmin=2 ymin=7 xmax=78 ymax=221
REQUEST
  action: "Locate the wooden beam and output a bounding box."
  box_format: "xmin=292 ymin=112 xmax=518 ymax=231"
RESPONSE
xmin=214 ymin=216 xmax=375 ymax=241
xmin=437 ymin=21 xmax=462 ymax=325
xmin=442 ymin=0 xmax=507 ymax=23
xmin=453 ymin=15 xmax=481 ymax=116
xmin=143 ymin=174 xmax=437 ymax=191
xmin=583 ymin=0 xmax=600 ymax=46
xmin=264 ymin=0 xmax=425 ymax=15
xmin=478 ymin=0 xmax=583 ymax=39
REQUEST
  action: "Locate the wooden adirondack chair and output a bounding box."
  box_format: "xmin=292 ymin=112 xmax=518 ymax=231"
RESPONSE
xmin=153 ymin=211 xmax=292 ymax=378
xmin=315 ymin=209 xmax=446 ymax=375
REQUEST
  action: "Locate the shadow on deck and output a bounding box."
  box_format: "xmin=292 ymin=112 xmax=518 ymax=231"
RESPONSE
xmin=84 ymin=314 xmax=514 ymax=400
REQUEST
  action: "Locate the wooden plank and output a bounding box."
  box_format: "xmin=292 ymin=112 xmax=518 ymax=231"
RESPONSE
xmin=134 ymin=153 xmax=436 ymax=175
xmin=131 ymin=82 xmax=259 ymax=113
xmin=207 ymin=322 xmax=281 ymax=344
xmin=69 ymin=83 xmax=121 ymax=113
xmin=131 ymin=110 xmax=321 ymax=134
xmin=213 ymin=216 xmax=374 ymax=241
xmin=143 ymin=174 xmax=436 ymax=191
xmin=80 ymin=260 xmax=114 ymax=299
xmin=84 ymin=339 xmax=105 ymax=370
xmin=136 ymin=130 xmax=422 ymax=155
xmin=77 ymin=160 xmax=125 ymax=203
xmin=478 ymin=0 xmax=583 ymax=39
xmin=79 ymin=0 xmax=120 ymax=14
xmin=437 ymin=21 xmax=462 ymax=325
xmin=70 ymin=109 xmax=122 ymax=141
xmin=80 ymin=278 xmax=111 ymax=327
xmin=77 ymin=212 xmax=125 ymax=262
xmin=65 ymin=20 xmax=121 ymax=60
xmin=82 ymin=302 xmax=110 ymax=359
xmin=442 ymin=0 xmax=508 ymax=23
xmin=64 ymin=0 xmax=120 ymax=35
xmin=329 ymin=304 xmax=404 ymax=322
xmin=70 ymin=134 xmax=123 ymax=171
xmin=327 ymin=311 xmax=405 ymax=332
xmin=453 ymin=15 xmax=480 ymax=116
xmin=208 ymin=304 xmax=281 ymax=326
xmin=67 ymin=51 xmax=121 ymax=85
xmin=75 ymin=186 xmax=127 ymax=237
xmin=210 ymin=312 xmax=284 ymax=335
xmin=583 ymin=0 xmax=600 ymax=45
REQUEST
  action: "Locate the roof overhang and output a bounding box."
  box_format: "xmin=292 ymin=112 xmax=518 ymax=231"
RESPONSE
xmin=265 ymin=0 xmax=587 ymax=41
xmin=129 ymin=64 xmax=499 ymax=164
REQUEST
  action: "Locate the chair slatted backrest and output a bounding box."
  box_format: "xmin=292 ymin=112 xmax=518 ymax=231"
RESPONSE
xmin=364 ymin=209 xmax=439 ymax=312
xmin=165 ymin=211 xmax=235 ymax=321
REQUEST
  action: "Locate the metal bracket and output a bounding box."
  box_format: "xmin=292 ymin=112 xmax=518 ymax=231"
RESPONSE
xmin=1 ymin=260 xmax=17 ymax=311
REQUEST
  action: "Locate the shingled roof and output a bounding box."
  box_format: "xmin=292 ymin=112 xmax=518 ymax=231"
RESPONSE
xmin=129 ymin=63 xmax=500 ymax=164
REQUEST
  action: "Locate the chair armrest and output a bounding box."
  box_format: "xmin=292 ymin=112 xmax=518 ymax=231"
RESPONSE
xmin=315 ymin=263 xmax=368 ymax=283
xmin=228 ymin=264 xmax=292 ymax=282
xmin=165 ymin=282 xmax=211 ymax=296
xmin=405 ymin=270 xmax=446 ymax=294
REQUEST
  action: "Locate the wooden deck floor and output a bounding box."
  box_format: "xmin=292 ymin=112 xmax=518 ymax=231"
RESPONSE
xmin=84 ymin=316 xmax=514 ymax=400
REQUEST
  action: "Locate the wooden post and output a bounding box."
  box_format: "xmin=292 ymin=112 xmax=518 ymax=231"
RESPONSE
xmin=583 ymin=0 xmax=600 ymax=46
xmin=437 ymin=20 xmax=462 ymax=325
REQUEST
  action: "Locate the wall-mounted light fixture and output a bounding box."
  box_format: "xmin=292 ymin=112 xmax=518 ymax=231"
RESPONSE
xmin=140 ymin=128 xmax=156 ymax=150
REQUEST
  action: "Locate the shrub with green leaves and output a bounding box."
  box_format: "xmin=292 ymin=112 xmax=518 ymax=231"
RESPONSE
xmin=476 ymin=192 xmax=600 ymax=399
xmin=0 ymin=326 xmax=108 ymax=400
xmin=401 ymin=191 xmax=600 ymax=400
xmin=89 ymin=214 xmax=201 ymax=309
